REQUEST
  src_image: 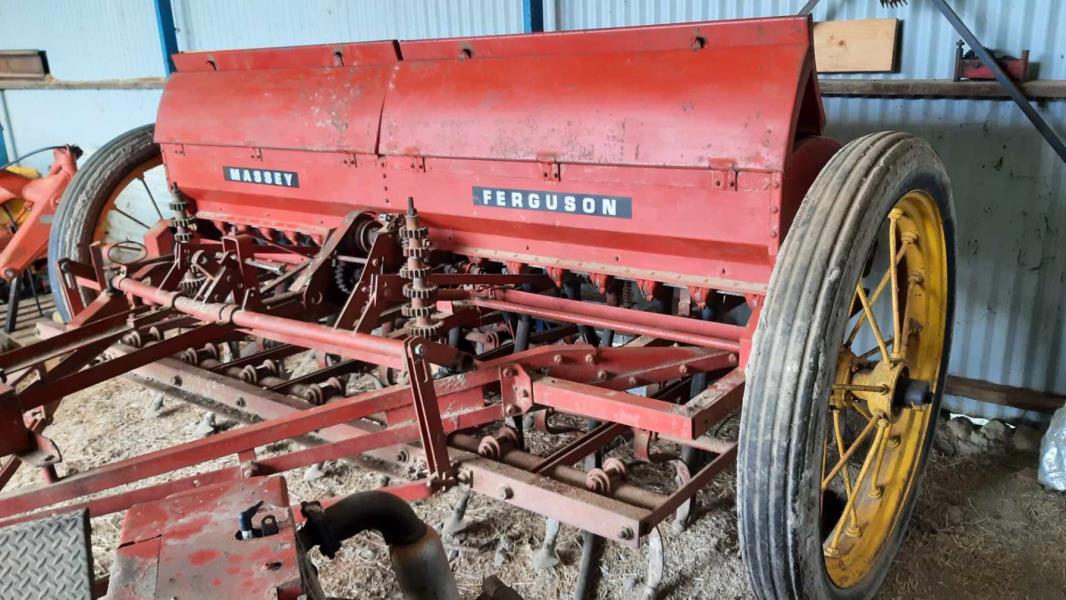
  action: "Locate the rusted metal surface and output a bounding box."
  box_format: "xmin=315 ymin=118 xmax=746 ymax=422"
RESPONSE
xmin=108 ymin=477 xmax=306 ymax=600
xmin=155 ymin=17 xmax=825 ymax=296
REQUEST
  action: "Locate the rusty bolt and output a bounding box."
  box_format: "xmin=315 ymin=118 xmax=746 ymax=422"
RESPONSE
xmin=497 ymin=485 xmax=513 ymax=500
xmin=628 ymin=376 xmax=638 ymax=386
xmin=502 ymin=367 xmax=516 ymax=378
xmin=617 ymin=527 xmax=634 ymax=540
xmin=729 ymin=353 xmax=738 ymax=365
xmin=504 ymin=404 xmax=517 ymax=416
xmin=597 ymin=369 xmax=608 ymax=380
xmin=584 ymin=353 xmax=596 ymax=365
xmin=679 ymin=365 xmax=689 ymax=375
xmin=552 ymin=354 xmax=563 ymax=365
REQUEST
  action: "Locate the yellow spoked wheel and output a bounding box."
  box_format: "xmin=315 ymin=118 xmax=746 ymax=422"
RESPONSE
xmin=822 ymin=190 xmax=948 ymax=587
xmin=739 ymin=132 xmax=954 ymax=599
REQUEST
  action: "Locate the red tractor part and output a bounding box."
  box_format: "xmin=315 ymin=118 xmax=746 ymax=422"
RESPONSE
xmin=0 ymin=16 xmax=953 ymax=600
xmin=0 ymin=146 xmax=80 ymax=280
xmin=107 ymin=476 xmax=460 ymax=600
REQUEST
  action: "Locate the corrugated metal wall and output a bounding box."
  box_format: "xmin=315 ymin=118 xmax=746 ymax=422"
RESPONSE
xmin=0 ymin=0 xmax=166 ymax=170
xmin=172 ymin=0 xmax=522 ymax=52
xmin=1 ymin=1 xmax=1063 ymax=420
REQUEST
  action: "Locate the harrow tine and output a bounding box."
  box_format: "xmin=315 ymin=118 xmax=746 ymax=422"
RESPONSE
xmin=442 ymin=486 xmax=472 ymax=538
xmin=532 ymin=517 xmax=562 ymax=570
xmin=642 ymin=527 xmax=665 ymax=600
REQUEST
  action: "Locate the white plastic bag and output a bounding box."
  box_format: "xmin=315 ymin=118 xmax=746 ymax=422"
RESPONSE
xmin=1038 ymin=406 xmax=1066 ymax=491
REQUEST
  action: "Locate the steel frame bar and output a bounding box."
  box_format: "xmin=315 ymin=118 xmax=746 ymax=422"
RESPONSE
xmin=461 ymin=456 xmax=647 ymax=547
xmin=642 ymin=443 xmax=737 ymax=526
xmin=16 ymin=324 xmax=234 ymax=411
xmin=208 ymin=342 xmax=301 ymax=372
xmin=531 ymin=422 xmax=628 ymax=475
xmin=532 ymin=377 xmax=701 ymax=438
xmin=467 ymin=288 xmax=745 ymax=352
xmin=0 ymin=368 xmax=499 ymax=518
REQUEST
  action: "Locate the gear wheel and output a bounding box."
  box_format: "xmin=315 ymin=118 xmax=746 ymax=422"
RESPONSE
xmin=406 ymin=321 xmax=444 ymax=337
xmin=402 ymin=283 xmax=438 ymax=299
xmin=333 ymin=260 xmax=360 ymax=295
xmin=401 ymin=304 xmax=434 ymax=319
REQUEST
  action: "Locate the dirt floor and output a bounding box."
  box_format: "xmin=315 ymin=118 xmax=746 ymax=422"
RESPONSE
xmin=6 ymin=374 xmax=1066 ymax=599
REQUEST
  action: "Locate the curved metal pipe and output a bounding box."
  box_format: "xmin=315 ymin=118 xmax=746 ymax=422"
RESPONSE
xmin=298 ymin=491 xmax=459 ymax=600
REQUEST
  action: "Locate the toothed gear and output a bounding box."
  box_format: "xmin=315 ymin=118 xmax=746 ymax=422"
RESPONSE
xmin=179 ymin=277 xmax=204 ymax=294
xmin=406 ymin=321 xmax=444 ymax=337
xmin=399 ymin=265 xmax=429 ymax=279
xmin=402 ymin=245 xmax=431 ymax=259
xmin=402 ymin=283 xmax=438 ymax=299
xmin=333 ymin=260 xmax=360 ymax=294
xmin=400 ymin=226 xmax=429 ymax=240
xmin=402 ymin=304 xmax=434 ymax=319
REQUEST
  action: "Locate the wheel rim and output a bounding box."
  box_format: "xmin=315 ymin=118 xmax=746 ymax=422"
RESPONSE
xmin=91 ymin=155 xmax=170 ymax=258
xmin=821 ymin=190 xmax=948 ymax=588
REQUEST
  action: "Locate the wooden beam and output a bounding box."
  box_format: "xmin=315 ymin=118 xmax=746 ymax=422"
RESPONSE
xmin=813 ymin=18 xmax=899 ymax=73
xmin=820 ymin=78 xmax=1066 ymax=99
xmin=945 ymin=375 xmax=1066 ymax=413
xmin=0 ymin=77 xmax=165 ymax=90
xmin=0 ymin=50 xmax=47 ymax=80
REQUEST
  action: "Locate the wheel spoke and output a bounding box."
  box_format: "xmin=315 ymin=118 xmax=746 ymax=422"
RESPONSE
xmin=827 ymin=418 xmax=890 ymax=552
xmin=832 ymin=409 xmax=858 ymax=529
xmin=855 ymin=338 xmax=893 ymax=362
xmin=854 ymin=284 xmax=890 ymax=364
xmin=889 ymin=210 xmax=902 ymax=358
xmin=897 ymin=278 xmax=916 ymax=355
xmin=139 ymin=176 xmax=165 ymax=221
xmin=849 ymin=402 xmax=873 ymax=422
xmin=867 ymin=423 xmax=892 ymax=499
xmin=821 ymin=416 xmax=879 ymax=491
xmin=846 ymin=238 xmax=912 ymax=347
xmin=111 ymin=207 xmax=151 ymax=230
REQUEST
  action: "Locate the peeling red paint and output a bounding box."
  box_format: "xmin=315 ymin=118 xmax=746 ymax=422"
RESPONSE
xmin=188 ymin=548 xmax=219 ymax=566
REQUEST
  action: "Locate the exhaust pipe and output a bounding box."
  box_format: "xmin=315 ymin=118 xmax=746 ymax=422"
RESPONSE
xmin=298 ymin=491 xmax=459 ymax=600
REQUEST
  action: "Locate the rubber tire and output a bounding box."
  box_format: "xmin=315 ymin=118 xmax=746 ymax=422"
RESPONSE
xmin=737 ymin=132 xmax=955 ymax=599
xmin=48 ymin=124 xmax=160 ymax=321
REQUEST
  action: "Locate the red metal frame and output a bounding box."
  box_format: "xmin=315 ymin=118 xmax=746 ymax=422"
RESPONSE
xmin=156 ymin=16 xmax=831 ymax=299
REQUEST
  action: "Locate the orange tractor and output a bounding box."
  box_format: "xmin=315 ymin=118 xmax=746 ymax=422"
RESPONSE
xmin=0 ymin=146 xmax=81 ymax=332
